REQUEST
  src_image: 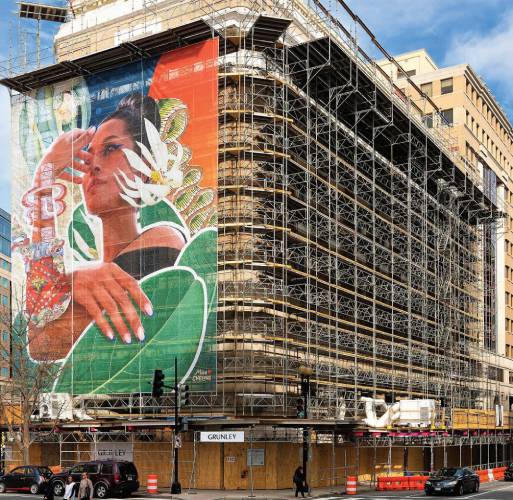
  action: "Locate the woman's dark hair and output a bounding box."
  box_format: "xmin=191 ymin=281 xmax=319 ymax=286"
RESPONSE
xmin=103 ymin=93 xmax=161 ymax=152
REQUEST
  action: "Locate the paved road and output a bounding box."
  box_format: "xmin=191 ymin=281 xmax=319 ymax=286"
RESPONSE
xmin=1 ymin=482 xmax=513 ymax=500
xmin=316 ymin=480 xmax=513 ymax=499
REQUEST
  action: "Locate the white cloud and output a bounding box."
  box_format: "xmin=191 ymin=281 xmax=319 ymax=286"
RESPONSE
xmin=443 ymin=8 xmax=513 ymax=117
xmin=344 ymin=0 xmax=491 ymax=39
xmin=444 ymin=9 xmax=513 ymax=84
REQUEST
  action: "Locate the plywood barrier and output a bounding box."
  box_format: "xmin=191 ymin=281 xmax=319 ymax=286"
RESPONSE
xmin=452 ymin=409 xmax=511 ymax=430
xmin=134 ymin=441 xmax=172 ymax=489
xmin=14 ymin=437 xmax=510 ymax=491
xmin=4 ymin=442 xmax=60 ymax=471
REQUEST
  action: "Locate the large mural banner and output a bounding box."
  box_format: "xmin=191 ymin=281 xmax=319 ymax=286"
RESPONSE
xmin=11 ymin=39 xmax=218 ymax=394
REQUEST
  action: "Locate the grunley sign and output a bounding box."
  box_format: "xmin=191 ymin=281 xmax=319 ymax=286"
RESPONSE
xmin=200 ymin=431 xmax=245 ymax=443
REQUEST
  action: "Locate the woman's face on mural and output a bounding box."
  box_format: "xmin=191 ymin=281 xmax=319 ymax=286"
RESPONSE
xmin=82 ymin=118 xmax=138 ymax=215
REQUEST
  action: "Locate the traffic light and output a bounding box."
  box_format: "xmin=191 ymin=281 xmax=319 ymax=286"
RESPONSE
xmin=179 ymin=384 xmax=190 ymax=407
xmin=296 ymin=397 xmax=305 ymax=418
xmin=152 ymin=369 xmax=165 ymax=398
xmin=177 ymin=416 xmax=189 ymax=432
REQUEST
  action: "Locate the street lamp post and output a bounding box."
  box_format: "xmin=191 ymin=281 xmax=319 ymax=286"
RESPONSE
xmin=171 ymin=357 xmax=181 ymax=494
xmin=299 ymin=365 xmax=313 ymax=495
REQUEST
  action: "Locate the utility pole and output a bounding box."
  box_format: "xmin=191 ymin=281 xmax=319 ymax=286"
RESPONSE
xmin=150 ymin=363 xmax=184 ymax=495
xmin=171 ymin=356 xmax=181 ymax=494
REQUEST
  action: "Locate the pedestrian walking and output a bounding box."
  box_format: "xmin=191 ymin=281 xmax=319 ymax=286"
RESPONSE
xmin=293 ymin=466 xmax=307 ymax=498
xmin=78 ymin=472 xmax=94 ymax=500
xmin=72 ymin=479 xmax=80 ymax=500
xmin=42 ymin=477 xmax=54 ymax=500
xmin=63 ymin=476 xmax=78 ymax=500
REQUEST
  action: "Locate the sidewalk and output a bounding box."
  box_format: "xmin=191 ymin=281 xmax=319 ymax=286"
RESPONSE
xmin=131 ymin=485 xmax=358 ymax=499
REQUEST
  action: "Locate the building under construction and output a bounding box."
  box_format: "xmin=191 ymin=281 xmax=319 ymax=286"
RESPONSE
xmin=2 ymin=0 xmax=513 ymax=491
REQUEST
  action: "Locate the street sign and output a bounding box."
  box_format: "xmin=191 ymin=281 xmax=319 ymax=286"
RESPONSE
xmin=200 ymin=431 xmax=244 ymax=442
xmin=92 ymin=442 xmax=133 ymax=461
xmin=247 ymin=448 xmax=265 ymax=466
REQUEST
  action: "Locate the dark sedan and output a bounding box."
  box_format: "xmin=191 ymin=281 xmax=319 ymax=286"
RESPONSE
xmin=425 ymin=467 xmax=479 ymax=496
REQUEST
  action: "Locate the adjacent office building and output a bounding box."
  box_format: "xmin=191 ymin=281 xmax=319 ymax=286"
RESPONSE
xmin=0 ymin=208 xmax=11 ymax=380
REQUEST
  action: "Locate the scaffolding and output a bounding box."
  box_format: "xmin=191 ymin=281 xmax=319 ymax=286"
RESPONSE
xmin=1 ymin=0 xmax=511 ymax=473
xmin=211 ymin=0 xmax=503 ymax=423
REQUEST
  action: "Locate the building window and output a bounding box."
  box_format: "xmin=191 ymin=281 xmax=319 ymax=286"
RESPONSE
xmin=1 ymin=331 xmax=7 ymax=343
xmin=441 ymin=78 xmax=453 ymax=94
xmin=1 ymin=367 xmax=8 ymax=377
xmin=441 ymin=108 xmax=453 ymax=126
xmin=1 ymin=295 xmax=7 ymax=306
xmin=421 ymin=82 xmax=433 ymax=97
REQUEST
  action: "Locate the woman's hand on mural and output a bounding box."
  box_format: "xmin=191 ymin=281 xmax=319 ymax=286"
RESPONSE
xmin=37 ymin=127 xmax=96 ymax=185
xmin=71 ymin=262 xmax=153 ymax=343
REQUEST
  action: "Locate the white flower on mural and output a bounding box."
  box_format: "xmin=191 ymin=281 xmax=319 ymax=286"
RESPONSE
xmin=115 ymin=118 xmax=185 ymax=208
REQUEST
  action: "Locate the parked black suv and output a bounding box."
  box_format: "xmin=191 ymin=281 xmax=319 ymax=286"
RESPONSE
xmin=51 ymin=461 xmax=139 ymax=498
xmin=0 ymin=466 xmax=53 ymax=494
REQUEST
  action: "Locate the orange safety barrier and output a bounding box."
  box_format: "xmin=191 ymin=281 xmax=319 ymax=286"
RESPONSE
xmin=346 ymin=476 xmax=357 ymax=495
xmin=376 ymin=476 xmax=429 ymax=491
xmin=382 ymin=477 xmax=394 ymax=490
xmin=477 ymin=469 xmax=489 ymax=483
xmin=147 ymin=474 xmax=158 ymax=494
xmin=408 ymin=476 xmax=428 ymax=490
xmin=493 ymin=467 xmax=506 ymax=480
xmin=392 ymin=477 xmax=409 ymax=490
xmin=376 ymin=476 xmax=430 ymax=491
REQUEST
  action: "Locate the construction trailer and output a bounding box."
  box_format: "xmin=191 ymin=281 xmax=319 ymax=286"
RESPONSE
xmin=2 ymin=0 xmax=513 ymax=490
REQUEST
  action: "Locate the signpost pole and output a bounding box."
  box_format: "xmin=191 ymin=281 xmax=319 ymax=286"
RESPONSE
xmin=171 ymin=357 xmax=181 ymax=494
xmin=248 ymin=427 xmax=255 ymax=498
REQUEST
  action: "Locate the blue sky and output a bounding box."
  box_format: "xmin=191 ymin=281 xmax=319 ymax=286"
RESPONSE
xmin=1 ymin=0 xmax=513 ymax=214
xmin=343 ymin=0 xmax=513 ymax=116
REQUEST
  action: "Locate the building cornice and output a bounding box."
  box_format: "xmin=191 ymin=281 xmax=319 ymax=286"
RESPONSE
xmin=464 ymin=65 xmax=513 ymax=138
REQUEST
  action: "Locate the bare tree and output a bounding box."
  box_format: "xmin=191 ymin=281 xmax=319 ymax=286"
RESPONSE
xmin=0 ymin=293 xmax=65 ymax=465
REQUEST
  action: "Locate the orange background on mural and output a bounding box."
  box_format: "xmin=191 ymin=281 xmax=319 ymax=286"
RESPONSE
xmin=149 ymin=38 xmax=218 ymax=190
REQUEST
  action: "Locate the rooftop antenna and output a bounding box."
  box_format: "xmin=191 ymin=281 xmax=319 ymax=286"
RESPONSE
xmin=17 ymin=1 xmax=68 ymax=69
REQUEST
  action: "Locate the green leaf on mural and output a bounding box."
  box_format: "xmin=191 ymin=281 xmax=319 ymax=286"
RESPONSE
xmin=176 ymin=228 xmax=217 ymax=312
xmin=139 ymin=199 xmax=185 ymax=230
xmin=54 ymin=267 xmax=206 ymax=394
xmin=68 ymin=204 xmax=97 ymax=261
xmin=175 ymin=229 xmax=217 ymax=388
